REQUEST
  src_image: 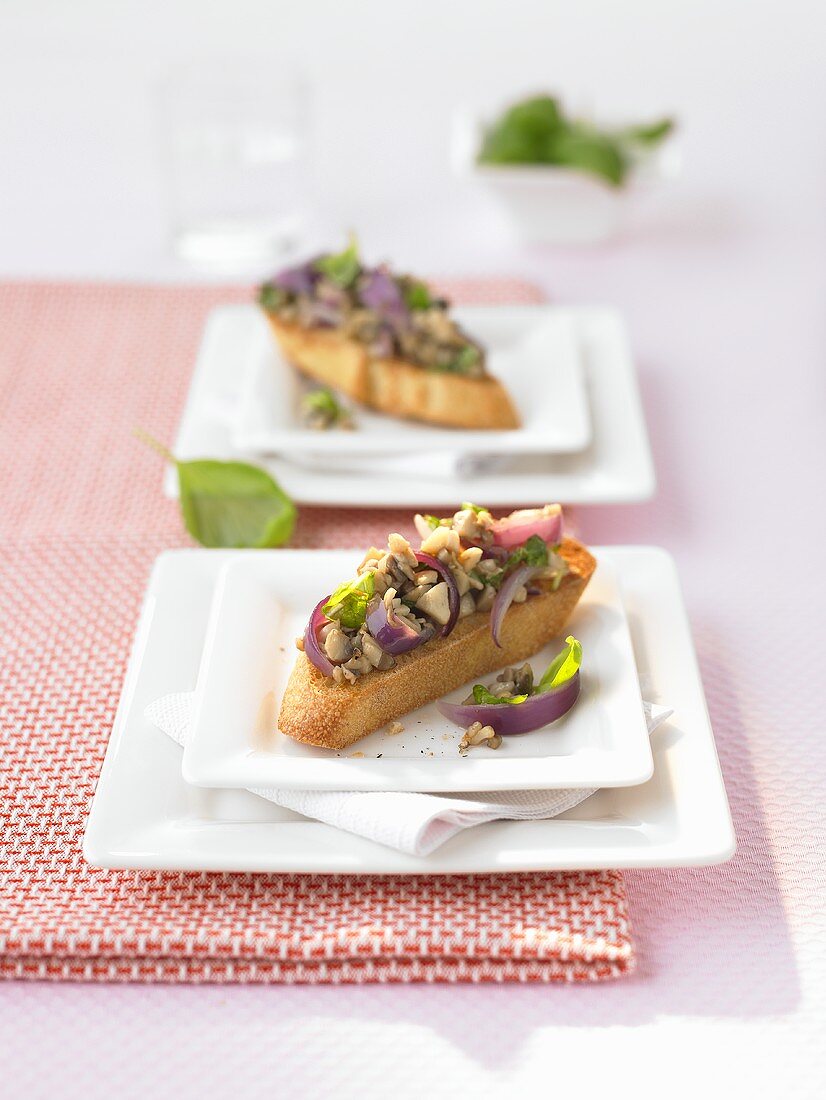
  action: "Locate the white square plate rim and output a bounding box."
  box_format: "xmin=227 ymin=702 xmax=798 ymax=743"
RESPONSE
xmin=232 ymin=304 xmax=592 ymax=455
xmin=182 ymin=551 xmax=653 ymax=792
xmin=83 ymin=547 xmax=736 ymax=873
xmin=164 ymin=303 xmax=656 ymax=507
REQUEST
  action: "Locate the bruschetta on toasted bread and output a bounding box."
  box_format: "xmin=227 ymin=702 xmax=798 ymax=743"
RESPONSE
xmin=258 ymin=238 xmax=520 ymax=430
xmin=279 ymin=504 xmax=595 ymax=750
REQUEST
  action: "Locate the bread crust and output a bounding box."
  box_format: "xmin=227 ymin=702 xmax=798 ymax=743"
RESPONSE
xmin=267 ymin=315 xmax=520 ymax=430
xmin=278 ymin=537 xmax=596 ymax=750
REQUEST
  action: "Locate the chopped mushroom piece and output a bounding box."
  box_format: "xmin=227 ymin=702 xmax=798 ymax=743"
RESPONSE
xmin=459 ymin=592 xmax=476 ymax=618
xmin=361 ymin=633 xmax=394 ymax=670
xmin=475 ymin=586 xmax=496 ymax=613
xmin=420 ymin=525 xmax=461 ymax=558
xmin=459 ymin=722 xmax=503 ymax=754
xmin=415 ymin=581 xmax=451 ymax=625
xmin=323 ymin=626 xmax=354 ymax=663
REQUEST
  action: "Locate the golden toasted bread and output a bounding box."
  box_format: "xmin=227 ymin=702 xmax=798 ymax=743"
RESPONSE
xmin=268 ymin=316 xmax=520 ymax=430
xmin=278 ymin=537 xmax=595 ymax=750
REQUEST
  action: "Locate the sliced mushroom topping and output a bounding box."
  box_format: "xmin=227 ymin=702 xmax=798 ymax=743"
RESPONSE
xmin=491 ymin=681 xmax=516 ymax=698
xmin=453 ymin=568 xmax=471 ymax=597
xmin=459 ymin=592 xmax=476 ymax=618
xmin=459 ymin=722 xmax=502 ymax=754
xmin=415 ymin=581 xmax=451 ymax=626
xmin=453 ymin=508 xmax=483 ymax=541
xmin=323 ymin=626 xmax=354 ymax=664
xmin=343 ymin=652 xmax=373 ymax=675
xmin=358 ymin=547 xmax=384 ymax=574
xmin=360 ymin=634 xmax=385 ymax=668
xmin=413 ymin=513 xmax=436 ymax=540
xmin=360 ymin=633 xmax=396 ymax=671
xmin=459 ymin=546 xmax=484 ymax=571
xmin=372 ymin=571 xmax=390 ymax=596
xmin=414 ymin=569 xmax=439 ymax=587
xmin=513 ymin=663 xmax=534 ymax=694
xmin=475 ymin=585 xmax=496 ymax=613
xmin=420 ymin=525 xmax=460 ymax=558
xmin=476 ymin=558 xmax=500 ymax=578
xmin=402 ymin=585 xmax=425 ymax=604
xmin=314 ymin=506 xmax=560 ymax=686
xmin=388 ymin=532 xmax=418 ymax=572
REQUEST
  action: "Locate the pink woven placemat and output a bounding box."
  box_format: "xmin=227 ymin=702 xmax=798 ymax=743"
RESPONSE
xmin=0 ymin=279 xmax=635 ymax=983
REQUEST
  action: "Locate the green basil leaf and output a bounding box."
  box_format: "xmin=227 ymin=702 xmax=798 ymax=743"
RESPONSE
xmin=303 ymin=387 xmax=343 ymax=419
xmin=478 ymin=95 xmax=563 ymax=164
xmin=315 ymin=235 xmax=360 ymax=288
xmin=323 ymin=572 xmax=375 ymax=630
xmin=482 ymin=567 xmax=504 ymax=591
xmin=176 ymin=460 xmax=296 ymax=549
xmin=552 ymin=126 xmax=627 ymax=186
xmin=430 ymin=346 xmax=481 ymax=375
xmin=522 ymin=534 xmax=550 ymax=568
xmin=258 ymin=283 xmax=287 ymax=311
xmin=472 ymin=684 xmax=529 ymax=706
xmin=621 ymin=117 xmax=674 ymax=146
xmin=477 ymin=94 xmax=672 ymax=188
xmin=403 ymin=280 xmax=433 ymax=310
xmin=137 ymin=431 xmax=297 ymax=549
xmin=507 ymin=534 xmax=550 ymax=570
xmin=538 ymin=636 xmax=582 ymax=693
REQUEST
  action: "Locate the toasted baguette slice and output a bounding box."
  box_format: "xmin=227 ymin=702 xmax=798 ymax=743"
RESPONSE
xmin=267 ymin=316 xmax=520 ymax=430
xmin=278 ymin=537 xmax=596 ymax=750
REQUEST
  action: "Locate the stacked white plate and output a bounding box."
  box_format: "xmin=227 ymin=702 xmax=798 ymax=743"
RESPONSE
xmin=84 ymin=546 xmax=735 ymax=873
xmin=89 ymin=305 xmax=731 ymax=872
xmin=164 ymin=304 xmax=656 ymax=506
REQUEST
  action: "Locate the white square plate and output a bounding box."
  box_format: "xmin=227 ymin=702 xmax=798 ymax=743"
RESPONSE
xmin=232 ymin=306 xmax=591 ymax=455
xmin=165 ymin=304 xmax=655 ymax=506
xmin=183 ymin=553 xmax=652 ymax=791
xmin=83 ymin=548 xmax=735 ymax=873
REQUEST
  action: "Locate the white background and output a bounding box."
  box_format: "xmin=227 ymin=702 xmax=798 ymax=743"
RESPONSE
xmin=2 ymin=2 xmax=826 ymax=1097
xmin=2 ymin=0 xmax=824 ymax=287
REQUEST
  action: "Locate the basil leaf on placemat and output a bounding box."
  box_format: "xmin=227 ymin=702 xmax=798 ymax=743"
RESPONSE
xmin=176 ymin=459 xmax=296 ymax=548
xmin=138 ymin=432 xmax=296 ymax=548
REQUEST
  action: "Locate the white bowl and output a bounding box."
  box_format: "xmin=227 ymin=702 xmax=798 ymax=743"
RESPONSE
xmin=452 ymin=109 xmax=680 ymax=245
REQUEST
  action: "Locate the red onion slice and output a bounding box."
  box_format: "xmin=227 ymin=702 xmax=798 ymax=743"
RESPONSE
xmin=414 ymin=551 xmax=460 ymax=636
xmin=437 ymin=671 xmax=581 ymax=735
xmin=492 ymin=507 xmax=563 ymax=551
xmin=490 ymin=564 xmax=538 ymax=647
xmin=365 ymin=596 xmax=428 ymax=655
xmin=303 ymin=596 xmax=335 ymax=676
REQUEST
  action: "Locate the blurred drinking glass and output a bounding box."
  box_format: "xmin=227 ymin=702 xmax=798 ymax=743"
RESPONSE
xmin=159 ymin=62 xmax=311 ymax=270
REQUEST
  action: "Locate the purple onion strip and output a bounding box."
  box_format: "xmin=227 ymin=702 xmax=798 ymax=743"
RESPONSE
xmin=437 ymin=671 xmax=581 ymax=735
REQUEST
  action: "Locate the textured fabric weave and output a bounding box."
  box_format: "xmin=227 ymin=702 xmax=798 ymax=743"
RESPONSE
xmin=0 ymin=280 xmax=634 ymax=984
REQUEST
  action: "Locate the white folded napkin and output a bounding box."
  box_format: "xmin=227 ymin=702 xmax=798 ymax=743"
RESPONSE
xmin=146 ymin=694 xmax=671 ymax=857
xmin=286 ymin=450 xmax=508 ymax=479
